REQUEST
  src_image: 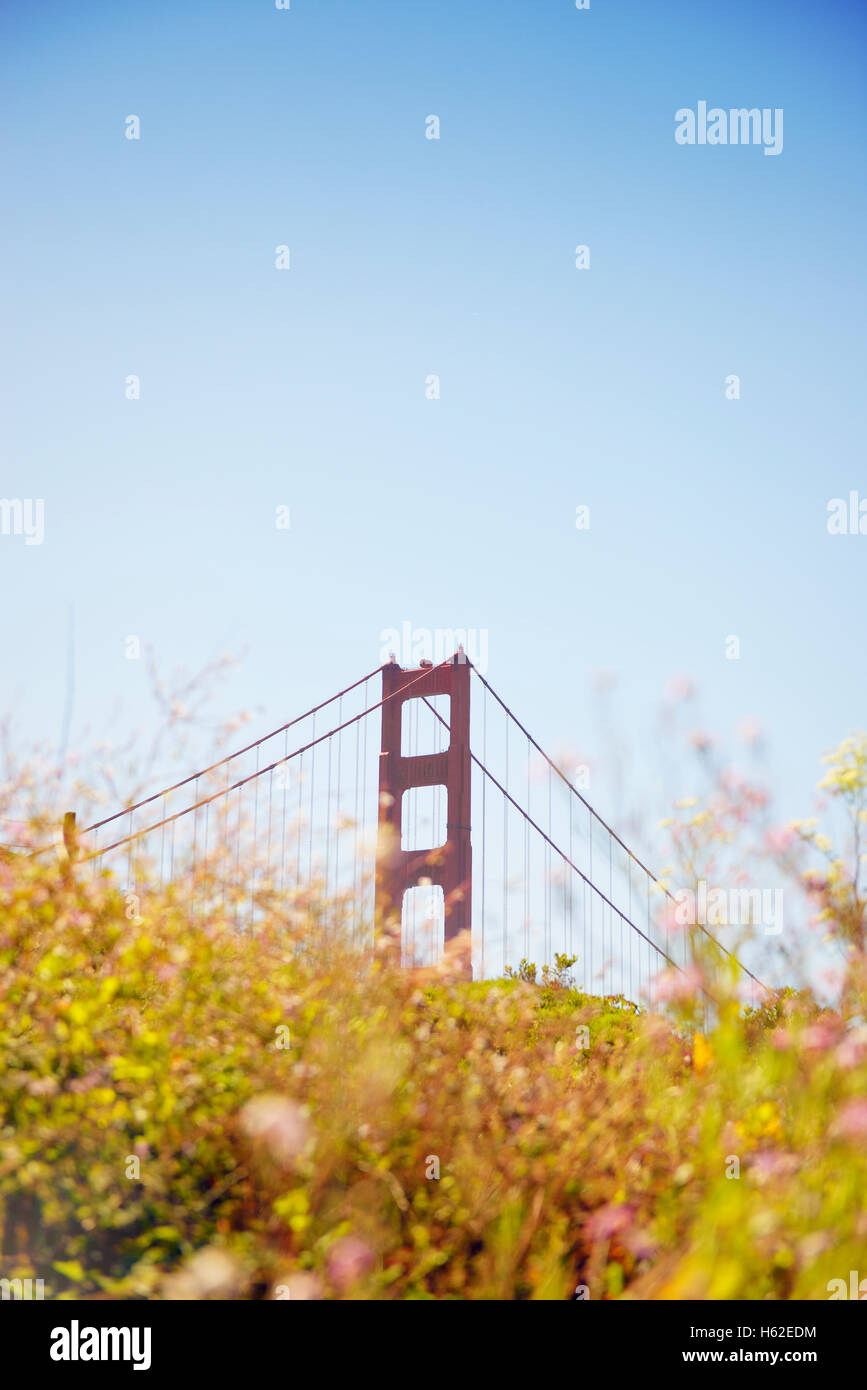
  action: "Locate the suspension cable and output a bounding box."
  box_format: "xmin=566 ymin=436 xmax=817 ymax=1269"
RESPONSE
xmin=421 ymin=692 xmax=764 ymax=998
xmin=74 ymin=658 xmax=460 ymax=861
xmin=80 ymin=663 xmax=387 ymax=836
xmin=463 ymin=663 xmax=768 ymax=991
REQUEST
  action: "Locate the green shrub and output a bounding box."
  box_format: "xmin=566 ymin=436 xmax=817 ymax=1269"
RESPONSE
xmin=2 ymin=732 xmax=866 ymax=1299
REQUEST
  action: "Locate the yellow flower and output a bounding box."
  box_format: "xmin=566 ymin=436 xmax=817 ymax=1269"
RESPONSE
xmin=692 ymin=1033 xmax=712 ymax=1074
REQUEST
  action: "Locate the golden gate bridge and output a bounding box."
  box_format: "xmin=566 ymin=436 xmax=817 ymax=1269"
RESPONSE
xmin=59 ymin=651 xmax=767 ymax=1009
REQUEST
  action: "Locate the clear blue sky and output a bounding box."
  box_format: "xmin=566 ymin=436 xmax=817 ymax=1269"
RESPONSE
xmin=1 ymin=0 xmax=865 ymax=853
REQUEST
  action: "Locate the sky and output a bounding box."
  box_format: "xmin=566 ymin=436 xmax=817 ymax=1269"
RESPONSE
xmin=1 ymin=0 xmax=866 ymax=880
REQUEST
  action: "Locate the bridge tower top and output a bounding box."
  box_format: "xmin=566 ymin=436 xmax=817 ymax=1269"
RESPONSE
xmin=375 ymin=652 xmax=471 ymax=973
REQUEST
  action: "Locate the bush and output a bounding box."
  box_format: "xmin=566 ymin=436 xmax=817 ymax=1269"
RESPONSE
xmin=2 ymin=839 xmax=866 ymax=1302
xmin=2 ymin=729 xmax=867 ymax=1299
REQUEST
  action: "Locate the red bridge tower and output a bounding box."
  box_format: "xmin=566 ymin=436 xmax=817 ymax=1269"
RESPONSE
xmin=375 ymin=652 xmax=472 ymax=974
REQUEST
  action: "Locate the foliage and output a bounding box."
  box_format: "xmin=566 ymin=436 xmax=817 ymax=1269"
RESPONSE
xmin=505 ymin=952 xmax=578 ymax=990
xmin=1 ymin=736 xmax=866 ymax=1300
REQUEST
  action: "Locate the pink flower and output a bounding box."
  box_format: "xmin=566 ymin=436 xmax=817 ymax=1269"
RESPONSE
xmin=803 ymin=1020 xmax=841 ymax=1052
xmin=688 ymin=730 xmax=714 ymax=753
xmin=821 ymin=968 xmax=845 ymax=993
xmin=659 ymin=901 xmax=689 ymax=935
xmin=663 ymin=676 xmax=695 ymax=705
xmin=733 ymin=978 xmax=751 ymax=1005
xmin=66 ymin=1069 xmax=105 ymax=1094
xmin=765 ymin=826 xmax=795 ymax=854
xmin=737 ymin=718 xmax=763 ymax=746
xmin=623 ymin=1227 xmax=658 ymax=1262
xmin=835 ymin=1029 xmax=867 ymax=1070
xmin=239 ymin=1094 xmax=312 ymax=1167
xmin=749 ymin=1151 xmax=799 ymax=1183
xmin=804 ymin=878 xmax=828 ymax=900
xmin=28 ymin=1076 xmax=58 ymax=1097
xmin=651 ymin=964 xmax=704 ymax=1003
xmin=165 ymin=1247 xmax=242 ymax=1300
xmin=585 ymin=1203 xmax=634 ymax=1242
xmin=327 ymin=1236 xmax=375 ymax=1291
xmin=835 ymin=1099 xmax=867 ymax=1142
xmin=272 ymin=1272 xmax=322 ymax=1301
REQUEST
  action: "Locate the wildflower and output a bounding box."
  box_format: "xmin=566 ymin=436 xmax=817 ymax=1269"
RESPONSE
xmin=623 ymin=1227 xmax=659 ymax=1262
xmin=239 ymin=1094 xmax=312 ymax=1167
xmin=835 ymin=1099 xmax=867 ymax=1142
xmin=692 ymin=1033 xmax=712 ymax=1074
xmin=163 ymin=1248 xmax=242 ymax=1300
xmin=327 ymin=1236 xmax=375 ymax=1291
xmin=655 ymin=901 xmax=682 ymax=936
xmin=802 ymin=1019 xmax=841 ymax=1052
xmin=836 ymin=1028 xmax=867 ymax=1070
xmin=28 ymin=1076 xmax=58 ymax=1097
xmin=736 ymin=718 xmax=763 ymax=746
xmin=749 ymin=1151 xmax=798 ymax=1183
xmin=818 ymin=733 xmax=867 ymax=797
xmin=663 ymin=676 xmax=695 ymax=704
xmin=652 ymin=964 xmax=703 ymax=1003
xmin=802 ymin=869 xmax=826 ymax=894
xmin=272 ymin=1272 xmax=323 ymax=1300
xmin=584 ymin=1203 xmax=634 ymax=1242
xmin=764 ymin=826 xmax=795 ymax=854
xmin=789 ymin=819 xmax=818 ymax=836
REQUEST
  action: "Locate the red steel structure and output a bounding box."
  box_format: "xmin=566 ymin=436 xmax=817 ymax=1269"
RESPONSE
xmin=375 ymin=652 xmax=472 ymax=967
xmin=53 ymin=648 xmax=769 ymax=1013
